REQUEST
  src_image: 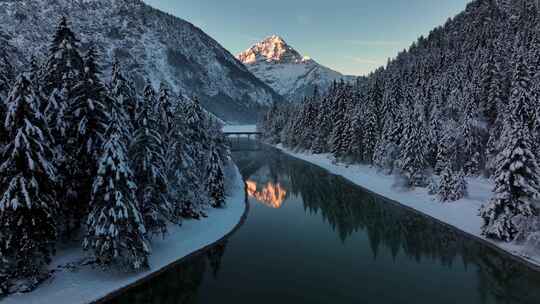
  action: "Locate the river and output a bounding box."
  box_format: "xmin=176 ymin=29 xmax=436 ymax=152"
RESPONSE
xmin=109 ymin=143 xmax=540 ymax=304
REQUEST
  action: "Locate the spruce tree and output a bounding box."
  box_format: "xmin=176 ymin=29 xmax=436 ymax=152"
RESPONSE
xmin=169 ymin=101 xmax=207 ymax=218
xmin=460 ymin=102 xmax=482 ymax=176
xmin=110 ymin=60 xmax=138 ymax=135
xmin=0 ymin=75 xmax=57 ymax=285
xmin=131 ymin=83 xmax=171 ymax=235
xmin=362 ymin=104 xmax=378 ymax=163
xmin=399 ymin=102 xmax=429 ymax=188
xmin=312 ymin=97 xmax=331 ymax=154
xmin=39 ymin=17 xmax=84 ymax=238
xmin=0 ymin=30 xmax=15 ymax=99
xmin=157 ymin=83 xmax=175 ymax=135
xmin=84 ymin=87 xmax=149 ymax=270
xmin=184 ymin=97 xmax=210 ymax=169
xmin=41 ymin=17 xmax=83 ymax=95
xmin=330 ymin=84 xmax=351 ymax=159
xmin=206 ymin=144 xmax=226 ymax=208
xmin=64 ymin=46 xmax=109 ymax=234
xmin=480 ymin=47 xmax=540 ymax=241
xmin=438 ymin=165 xmax=467 ymax=203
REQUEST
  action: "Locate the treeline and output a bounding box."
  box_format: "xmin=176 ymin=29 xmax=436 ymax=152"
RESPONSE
xmin=0 ymin=17 xmax=228 ymax=292
xmin=260 ymin=0 xmax=540 ymax=249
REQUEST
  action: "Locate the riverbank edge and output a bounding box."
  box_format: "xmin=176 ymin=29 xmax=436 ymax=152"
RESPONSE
xmin=3 ymin=162 xmax=249 ymax=304
xmin=275 ymin=145 xmax=540 ymax=272
xmin=91 ymin=163 xmax=250 ymax=304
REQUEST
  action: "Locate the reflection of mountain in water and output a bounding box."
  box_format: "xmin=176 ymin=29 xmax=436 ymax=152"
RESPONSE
xmin=246 ymin=180 xmax=287 ymax=208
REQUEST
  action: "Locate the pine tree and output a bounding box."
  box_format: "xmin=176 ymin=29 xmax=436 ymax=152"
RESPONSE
xmin=157 ymin=84 xmax=178 ymax=199
xmin=184 ymin=97 xmax=210 ymax=170
xmin=41 ymin=17 xmax=83 ymax=95
xmin=312 ymin=97 xmax=331 ymax=154
xmin=131 ymin=83 xmax=171 ymax=235
xmin=83 ymin=86 xmax=149 ymax=270
xmin=0 ymin=75 xmax=57 ymax=284
xmin=438 ymin=167 xmax=467 ymax=202
xmin=39 ymin=17 xmax=83 ymax=238
xmin=427 ymin=104 xmax=443 ymax=168
xmin=344 ymin=105 xmax=364 ymax=162
xmin=64 ymin=46 xmax=109 ymax=235
xmin=480 ymin=47 xmax=540 ymax=241
xmin=399 ymin=101 xmax=429 ymax=188
xmin=206 ymin=144 xmax=226 ymax=208
xmin=460 ymin=103 xmax=483 ymax=176
xmin=330 ymin=84 xmax=352 ymax=159
xmin=110 ymin=60 xmax=138 ymax=135
xmin=0 ymin=30 xmax=15 ymax=99
xmin=169 ymin=101 xmax=206 ymax=219
xmin=157 ymin=83 xmax=175 ymax=135
xmin=362 ymin=104 xmax=378 ymax=163
xmin=0 ymin=32 xmax=15 ymax=150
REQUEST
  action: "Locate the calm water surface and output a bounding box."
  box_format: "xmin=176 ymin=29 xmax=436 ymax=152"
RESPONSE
xmin=111 ymin=143 xmax=540 ymax=304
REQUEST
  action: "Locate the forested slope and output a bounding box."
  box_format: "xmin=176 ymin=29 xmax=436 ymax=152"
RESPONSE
xmin=260 ymin=0 xmax=540 ymax=246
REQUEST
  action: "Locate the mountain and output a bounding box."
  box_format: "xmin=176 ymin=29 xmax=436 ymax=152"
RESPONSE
xmin=0 ymin=0 xmax=282 ymax=123
xmin=237 ymin=35 xmax=355 ymax=101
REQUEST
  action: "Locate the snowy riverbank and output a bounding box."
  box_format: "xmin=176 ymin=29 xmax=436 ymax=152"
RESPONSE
xmin=2 ymin=163 xmax=247 ymax=304
xmin=276 ymin=145 xmax=540 ymax=268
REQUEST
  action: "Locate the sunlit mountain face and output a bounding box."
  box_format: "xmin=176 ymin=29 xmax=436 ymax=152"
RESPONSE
xmin=245 ymin=180 xmax=287 ymax=208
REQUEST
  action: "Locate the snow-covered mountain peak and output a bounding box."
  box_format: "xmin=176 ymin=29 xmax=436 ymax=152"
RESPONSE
xmin=237 ymin=35 xmax=306 ymax=65
xmin=237 ymin=35 xmax=355 ymax=101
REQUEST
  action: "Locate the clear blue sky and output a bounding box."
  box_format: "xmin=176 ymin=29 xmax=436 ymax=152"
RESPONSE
xmin=143 ymin=0 xmax=471 ymax=76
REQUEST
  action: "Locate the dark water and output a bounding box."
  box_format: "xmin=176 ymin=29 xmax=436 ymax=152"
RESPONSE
xmin=111 ymin=143 xmax=540 ymax=304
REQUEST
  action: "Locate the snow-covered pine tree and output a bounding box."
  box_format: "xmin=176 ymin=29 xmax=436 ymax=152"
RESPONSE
xmin=312 ymin=97 xmax=332 ymax=154
xmin=41 ymin=17 xmax=84 ymax=95
xmin=398 ymin=101 xmax=429 ymax=188
xmin=437 ymin=135 xmax=468 ymax=204
xmin=298 ymin=97 xmax=319 ymax=151
xmin=459 ymin=102 xmax=483 ymax=176
xmin=0 ymin=30 xmax=15 ymax=99
xmin=441 ymin=169 xmax=468 ymax=202
xmin=38 ymin=18 xmax=84 ymax=238
xmin=206 ymin=143 xmax=226 ymax=208
xmin=169 ymin=100 xmax=207 ymax=219
xmin=184 ymin=97 xmax=211 ymax=170
xmin=131 ymin=82 xmax=171 ymax=235
xmin=343 ymin=105 xmax=364 ymax=162
xmin=157 ymin=83 xmax=175 ymax=136
xmin=329 ymin=83 xmax=352 ymax=159
xmin=362 ymin=102 xmax=378 ymax=163
xmin=64 ymin=46 xmax=109 ymax=235
xmin=83 ymin=84 xmax=150 ymax=270
xmin=373 ymin=102 xmax=406 ymax=173
xmin=427 ymin=104 xmax=443 ymax=168
xmin=0 ymin=75 xmax=57 ymax=285
xmin=0 ymin=31 xmax=15 ymax=150
xmin=480 ymin=45 xmax=540 ymax=241
xmin=110 ymin=60 xmax=138 ymax=135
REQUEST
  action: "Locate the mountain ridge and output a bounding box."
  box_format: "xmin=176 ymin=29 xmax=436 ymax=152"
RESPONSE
xmin=0 ymin=0 xmax=282 ymax=123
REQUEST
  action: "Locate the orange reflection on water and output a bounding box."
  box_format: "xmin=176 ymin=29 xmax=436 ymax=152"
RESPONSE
xmin=246 ymin=180 xmax=287 ymax=208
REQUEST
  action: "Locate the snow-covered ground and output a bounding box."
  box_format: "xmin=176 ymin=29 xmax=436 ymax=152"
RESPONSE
xmin=276 ymin=145 xmax=540 ymax=268
xmin=3 ymin=164 xmax=247 ymax=304
xmin=222 ymin=125 xmax=257 ymax=133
